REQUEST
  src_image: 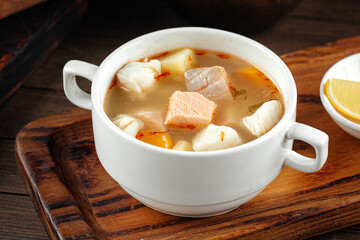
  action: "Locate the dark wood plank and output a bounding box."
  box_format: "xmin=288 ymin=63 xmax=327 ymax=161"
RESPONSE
xmin=311 ymin=226 xmax=360 ymax=240
xmin=14 ymin=36 xmax=360 ymax=239
xmin=22 ymin=40 xmax=114 ymax=91
xmin=0 ymin=0 xmax=44 ymax=20
xmin=250 ymin=17 xmax=360 ymax=55
xmin=0 ymin=0 xmax=87 ymax=104
xmin=69 ymin=0 xmax=189 ymax=40
xmin=0 ymin=194 xmax=48 ymax=240
xmin=0 ymin=139 xmax=27 ymax=195
xmin=290 ymin=0 xmax=360 ymax=23
xmin=0 ymin=87 xmax=74 ymax=139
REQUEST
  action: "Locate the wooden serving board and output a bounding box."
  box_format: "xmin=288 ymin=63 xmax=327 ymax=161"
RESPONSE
xmin=16 ymin=36 xmax=360 ymax=240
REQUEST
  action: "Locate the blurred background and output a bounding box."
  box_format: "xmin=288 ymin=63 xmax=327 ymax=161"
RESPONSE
xmin=1 ymin=0 xmax=360 ymax=103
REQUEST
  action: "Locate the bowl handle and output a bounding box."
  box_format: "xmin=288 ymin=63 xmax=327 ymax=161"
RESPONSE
xmin=63 ymin=60 xmax=99 ymax=110
xmin=284 ymin=122 xmax=329 ymax=173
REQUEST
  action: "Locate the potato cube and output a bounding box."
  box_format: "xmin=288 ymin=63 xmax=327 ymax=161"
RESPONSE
xmin=159 ymin=48 xmax=196 ymax=76
xmin=172 ymin=140 xmax=193 ymax=151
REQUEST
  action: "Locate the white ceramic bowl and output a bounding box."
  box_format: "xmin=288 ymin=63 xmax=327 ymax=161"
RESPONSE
xmin=320 ymin=53 xmax=360 ymax=139
xmin=63 ymin=27 xmax=328 ymax=217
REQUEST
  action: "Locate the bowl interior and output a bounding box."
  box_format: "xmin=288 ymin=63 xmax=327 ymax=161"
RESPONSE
xmin=320 ymin=53 xmax=360 ymax=131
xmin=94 ymin=28 xmax=295 ymax=111
xmin=91 ymin=27 xmax=297 ymax=152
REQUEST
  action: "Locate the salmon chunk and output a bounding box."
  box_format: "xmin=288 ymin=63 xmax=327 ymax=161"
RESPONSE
xmin=135 ymin=110 xmax=167 ymax=132
xmin=185 ymin=66 xmax=232 ymax=100
xmin=165 ymin=91 xmax=217 ymax=129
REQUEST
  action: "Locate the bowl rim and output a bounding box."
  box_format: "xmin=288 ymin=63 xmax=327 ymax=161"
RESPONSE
xmin=320 ymin=52 xmax=360 ymax=131
xmin=92 ymin=27 xmax=297 ymax=156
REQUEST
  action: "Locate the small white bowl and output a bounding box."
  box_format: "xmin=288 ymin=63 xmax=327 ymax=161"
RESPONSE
xmin=320 ymin=53 xmax=360 ymax=139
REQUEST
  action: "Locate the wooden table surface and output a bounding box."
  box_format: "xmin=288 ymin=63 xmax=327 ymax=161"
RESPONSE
xmin=1 ymin=0 xmax=360 ymax=239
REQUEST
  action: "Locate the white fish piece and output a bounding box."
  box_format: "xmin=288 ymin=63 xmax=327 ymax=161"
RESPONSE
xmin=116 ymin=60 xmax=161 ymax=93
xmin=185 ymin=66 xmax=232 ymax=100
xmin=135 ymin=110 xmax=167 ymax=132
xmin=172 ymin=140 xmax=193 ymax=151
xmin=112 ymin=114 xmax=144 ymax=137
xmin=193 ymin=124 xmax=242 ymax=151
xmin=242 ymin=100 xmax=283 ymax=137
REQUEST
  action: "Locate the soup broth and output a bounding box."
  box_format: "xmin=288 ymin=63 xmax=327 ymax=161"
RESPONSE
xmin=104 ymin=48 xmax=284 ymax=151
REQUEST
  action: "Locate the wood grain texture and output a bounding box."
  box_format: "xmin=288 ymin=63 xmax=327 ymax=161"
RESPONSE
xmin=0 ymin=194 xmax=48 ymax=240
xmin=15 ymin=35 xmax=360 ymax=239
xmin=0 ymin=0 xmax=86 ymax=104
xmin=311 ymin=225 xmax=360 ymax=240
xmin=0 ymin=139 xmax=28 ymax=194
xmin=0 ymin=0 xmax=45 ymax=20
xmin=0 ymin=87 xmax=73 ymax=139
xmin=289 ymin=0 xmax=360 ymax=23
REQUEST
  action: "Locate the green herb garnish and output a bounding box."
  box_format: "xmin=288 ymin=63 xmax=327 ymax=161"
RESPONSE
xmin=248 ymin=102 xmax=265 ymax=114
xmin=231 ymin=87 xmax=247 ymax=100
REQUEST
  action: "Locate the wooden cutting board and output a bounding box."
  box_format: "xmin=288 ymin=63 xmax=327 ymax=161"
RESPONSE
xmin=15 ymin=36 xmax=360 ymax=240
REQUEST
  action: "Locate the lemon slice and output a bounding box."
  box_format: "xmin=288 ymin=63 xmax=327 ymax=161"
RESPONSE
xmin=325 ymin=78 xmax=360 ymax=120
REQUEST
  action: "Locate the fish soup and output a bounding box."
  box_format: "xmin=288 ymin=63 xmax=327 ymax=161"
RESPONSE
xmin=103 ymin=48 xmax=284 ymax=151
